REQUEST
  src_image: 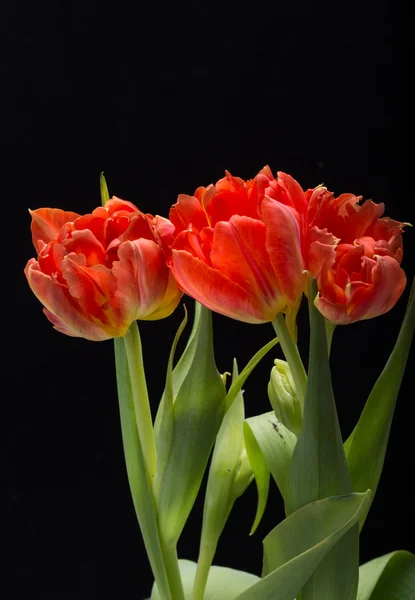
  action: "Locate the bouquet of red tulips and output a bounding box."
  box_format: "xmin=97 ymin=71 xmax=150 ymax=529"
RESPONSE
xmin=25 ymin=168 xmax=414 ymax=599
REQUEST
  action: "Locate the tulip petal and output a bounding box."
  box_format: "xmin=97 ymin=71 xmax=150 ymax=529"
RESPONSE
xmin=371 ymin=216 xmax=406 ymax=250
xmin=104 ymin=197 xmax=140 ymax=215
xmin=143 ymin=271 xmax=183 ymax=321
xmin=37 ymin=241 xmax=67 ymax=277
xmin=210 ymin=216 xmax=285 ymax=315
xmin=60 ymin=253 xmax=117 ymax=327
xmin=346 ymin=255 xmax=407 ymax=321
xmin=276 ymin=171 xmax=308 ymax=217
xmin=205 ymin=172 xmax=260 ymax=224
xmin=261 ymin=197 xmax=305 ymax=305
xmin=73 ymin=214 xmax=107 ymax=247
xmin=307 ymin=226 xmax=338 ymax=279
xmin=30 ymin=208 xmax=81 ymax=251
xmin=173 ymin=229 xmax=211 ymax=263
xmin=170 ymin=250 xmax=268 ymax=323
xmin=207 ymin=191 xmax=259 ymax=225
xmin=336 ymin=244 xmax=365 ymax=277
xmin=194 ymin=184 xmax=217 ymax=214
xmin=25 ymin=260 xmax=111 ymax=340
xmin=170 ymin=194 xmax=209 ymax=235
xmin=307 ymin=189 xmax=361 ymax=238
xmin=112 ymin=239 xmax=171 ymax=321
xmin=63 ymin=229 xmax=107 ymax=266
xmin=318 ymin=261 xmax=347 ymax=306
xmin=119 ymin=212 xmax=156 ymax=244
xmin=153 ymin=215 xmax=176 ymax=250
xmin=344 ymin=199 xmax=385 ymax=241
xmin=314 ymin=295 xmax=355 ymax=325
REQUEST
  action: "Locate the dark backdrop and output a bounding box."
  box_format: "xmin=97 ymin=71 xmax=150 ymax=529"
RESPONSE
xmin=2 ymin=1 xmax=413 ymax=598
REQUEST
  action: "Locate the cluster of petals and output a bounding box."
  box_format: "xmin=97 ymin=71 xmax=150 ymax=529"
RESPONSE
xmin=25 ymin=199 xmax=181 ymax=340
xmin=306 ymin=186 xmax=406 ymax=323
xmin=169 ymin=168 xmax=310 ymax=323
xmin=25 ymin=169 xmax=407 ymax=339
xmin=168 ymin=167 xmax=407 ymax=324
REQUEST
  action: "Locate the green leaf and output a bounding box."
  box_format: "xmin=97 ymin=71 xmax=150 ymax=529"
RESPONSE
xmin=193 ymin=361 xmax=254 ymax=600
xmin=244 ymin=412 xmax=296 ymax=501
xmin=153 ymin=306 xmax=188 ymax=499
xmin=157 ymin=302 xmax=227 ymax=545
xmin=113 ymin=338 xmax=171 ymax=600
xmin=151 ymin=560 xmax=260 ymax=600
xmin=225 ymin=336 xmax=279 ymax=411
xmin=243 ymin=420 xmax=270 ymax=535
xmin=262 ymin=492 xmax=371 ymax=578
xmin=211 ymin=334 xmax=279 ymax=536
xmin=357 ymin=550 xmax=415 ymax=599
xmin=100 ymin=172 xmax=110 ymax=205
xmin=154 ymin=301 xmax=211 ymax=451
xmin=345 ymin=278 xmax=415 ymax=525
xmin=236 ymin=491 xmax=371 ymax=600
xmin=285 ymin=278 xmax=356 ymax=599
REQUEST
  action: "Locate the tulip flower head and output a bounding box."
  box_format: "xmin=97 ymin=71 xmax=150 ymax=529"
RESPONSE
xmin=169 ymin=168 xmax=309 ymax=324
xmin=25 ymin=199 xmax=181 ymax=340
xmin=306 ymin=187 xmax=407 ymax=324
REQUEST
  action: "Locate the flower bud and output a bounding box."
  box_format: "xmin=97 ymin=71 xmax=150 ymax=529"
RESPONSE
xmin=232 ymin=448 xmax=254 ymax=498
xmin=268 ymin=359 xmax=302 ymax=437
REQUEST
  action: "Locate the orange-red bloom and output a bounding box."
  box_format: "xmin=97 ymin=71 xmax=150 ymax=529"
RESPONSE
xmin=306 ymin=186 xmax=407 ymax=324
xmin=169 ymin=168 xmax=310 ymax=323
xmin=261 ymin=172 xmax=407 ymax=323
xmin=25 ymin=199 xmax=181 ymax=340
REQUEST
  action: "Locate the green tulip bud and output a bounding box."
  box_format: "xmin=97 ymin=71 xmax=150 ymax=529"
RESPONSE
xmin=233 ymin=448 xmax=254 ymax=498
xmin=268 ymin=359 xmax=302 ymax=437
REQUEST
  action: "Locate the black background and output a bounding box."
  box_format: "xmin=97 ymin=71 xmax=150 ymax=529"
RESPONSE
xmin=2 ymin=1 xmax=413 ymax=598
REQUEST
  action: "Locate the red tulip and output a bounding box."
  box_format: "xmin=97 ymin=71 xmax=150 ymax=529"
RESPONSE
xmin=306 ymin=186 xmax=407 ymax=324
xmin=169 ymin=168 xmax=310 ymax=323
xmin=25 ymin=199 xmax=181 ymax=340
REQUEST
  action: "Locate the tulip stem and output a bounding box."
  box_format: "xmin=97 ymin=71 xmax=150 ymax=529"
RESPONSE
xmin=123 ymin=321 xmax=157 ymax=482
xmin=272 ymin=314 xmax=307 ymax=411
xmin=193 ymin=541 xmax=217 ymax=600
xmin=160 ymin=539 xmax=185 ymax=600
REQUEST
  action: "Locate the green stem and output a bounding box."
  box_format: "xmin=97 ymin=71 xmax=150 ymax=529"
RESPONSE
xmin=114 ymin=338 xmax=172 ymax=600
xmin=123 ymin=324 xmax=184 ymax=600
xmin=123 ymin=321 xmax=157 ymax=482
xmin=160 ymin=540 xmax=185 ymax=600
xmin=272 ymin=314 xmax=307 ymax=411
xmin=193 ymin=541 xmax=217 ymax=600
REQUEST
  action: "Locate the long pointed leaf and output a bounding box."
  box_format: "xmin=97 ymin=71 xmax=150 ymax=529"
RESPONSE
xmin=345 ymin=278 xmax=415 ymax=521
xmin=100 ymin=172 xmax=110 ymax=205
xmin=243 ymin=421 xmax=270 ymax=535
xmin=225 ymin=337 xmax=279 ymax=411
xmin=236 ymin=491 xmax=371 ymax=600
xmin=157 ymin=303 xmax=226 ymax=545
xmin=244 ymin=412 xmax=296 ymax=500
xmin=357 ymin=550 xmax=415 ymax=599
xmin=153 ymin=307 xmax=188 ymax=500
